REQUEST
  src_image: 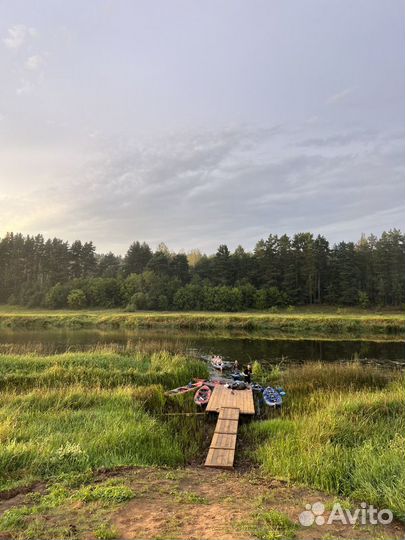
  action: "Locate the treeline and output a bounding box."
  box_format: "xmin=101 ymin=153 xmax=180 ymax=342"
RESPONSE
xmin=0 ymin=230 xmax=404 ymax=311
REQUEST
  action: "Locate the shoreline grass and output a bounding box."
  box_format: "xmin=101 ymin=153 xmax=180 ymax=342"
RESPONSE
xmin=0 ymin=349 xmax=208 ymax=491
xmin=0 ymin=307 xmax=403 ymax=337
xmin=1 ymin=343 xmax=404 ymax=526
xmin=243 ymin=362 xmax=405 ymax=520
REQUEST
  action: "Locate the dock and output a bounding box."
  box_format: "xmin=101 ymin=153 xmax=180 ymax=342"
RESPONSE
xmin=205 ymin=386 xmax=255 ymax=469
xmin=205 ymin=385 xmax=255 ymax=415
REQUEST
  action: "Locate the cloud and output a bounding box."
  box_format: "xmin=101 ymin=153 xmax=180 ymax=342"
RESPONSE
xmin=16 ymin=80 xmax=34 ymax=95
xmin=297 ymin=129 xmax=373 ymax=148
xmin=25 ymin=54 xmax=44 ymax=70
xmin=0 ymin=125 xmax=403 ymax=253
xmin=326 ymin=87 xmax=355 ymax=105
xmin=3 ymin=24 xmax=37 ymax=49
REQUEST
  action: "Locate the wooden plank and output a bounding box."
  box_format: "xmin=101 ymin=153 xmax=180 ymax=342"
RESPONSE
xmin=205 ymin=405 xmax=240 ymax=468
xmin=215 ymin=418 xmax=239 ymax=434
xmin=205 ymin=447 xmax=235 ymax=469
xmin=218 ymin=407 xmax=240 ymax=421
xmin=211 ymin=432 xmax=237 ymax=450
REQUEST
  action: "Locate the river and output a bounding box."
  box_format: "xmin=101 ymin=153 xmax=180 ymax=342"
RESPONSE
xmin=0 ymin=328 xmax=403 ymax=366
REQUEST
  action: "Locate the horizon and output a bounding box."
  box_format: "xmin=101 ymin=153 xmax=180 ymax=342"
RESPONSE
xmin=0 ymin=0 xmax=404 ymax=253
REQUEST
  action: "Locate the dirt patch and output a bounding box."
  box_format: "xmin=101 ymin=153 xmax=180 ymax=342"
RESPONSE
xmin=0 ymin=482 xmax=46 ymax=517
xmin=112 ymin=467 xmax=404 ymax=540
xmin=0 ymin=467 xmax=403 ymax=540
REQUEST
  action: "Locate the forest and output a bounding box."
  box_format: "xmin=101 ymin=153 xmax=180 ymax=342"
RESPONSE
xmin=0 ymin=230 xmax=404 ymax=311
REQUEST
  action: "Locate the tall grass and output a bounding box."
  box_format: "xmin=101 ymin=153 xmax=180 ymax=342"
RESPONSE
xmin=243 ymin=363 xmax=405 ymax=519
xmin=0 ymin=337 xmax=193 ymax=356
xmin=0 ymin=349 xmax=209 ymax=491
xmin=0 ymin=310 xmax=403 ymax=336
xmin=0 ymin=350 xmax=208 ymax=392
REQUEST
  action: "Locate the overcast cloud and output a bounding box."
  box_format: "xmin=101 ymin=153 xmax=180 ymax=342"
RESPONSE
xmin=0 ymin=0 xmax=403 ymax=253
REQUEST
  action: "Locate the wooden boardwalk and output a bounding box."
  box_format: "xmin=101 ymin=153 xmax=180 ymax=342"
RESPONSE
xmin=205 ymin=386 xmax=255 ymax=469
xmin=205 ymin=407 xmax=239 ymax=468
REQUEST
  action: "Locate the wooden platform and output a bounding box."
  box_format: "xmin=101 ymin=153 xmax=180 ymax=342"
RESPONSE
xmin=205 ymin=385 xmax=255 ymax=415
xmin=205 ymin=407 xmax=239 ymax=469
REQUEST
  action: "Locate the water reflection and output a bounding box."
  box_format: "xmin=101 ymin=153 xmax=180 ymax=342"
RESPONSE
xmin=0 ymin=328 xmax=403 ymax=365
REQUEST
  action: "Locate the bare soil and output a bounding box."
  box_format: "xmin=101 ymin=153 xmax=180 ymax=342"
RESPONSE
xmin=1 ymin=467 xmax=403 ymax=540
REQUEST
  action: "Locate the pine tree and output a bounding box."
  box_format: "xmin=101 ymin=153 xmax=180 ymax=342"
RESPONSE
xmin=123 ymin=242 xmax=152 ymax=275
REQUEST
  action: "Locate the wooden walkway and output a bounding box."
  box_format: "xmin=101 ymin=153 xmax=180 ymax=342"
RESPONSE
xmin=205 ymin=407 xmax=239 ymax=468
xmin=205 ymin=386 xmax=255 ymax=469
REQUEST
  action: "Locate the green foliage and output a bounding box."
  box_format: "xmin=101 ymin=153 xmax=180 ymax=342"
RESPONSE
xmin=123 ymin=241 xmax=152 ymax=276
xmin=0 ymin=479 xmax=125 ymax=539
xmin=1 ymin=230 xmax=405 ymax=309
xmin=45 ymin=283 xmax=69 ymax=308
xmin=67 ymin=289 xmax=87 ymax=309
xmin=87 ymin=278 xmax=123 ymax=307
xmin=358 ymin=290 xmax=370 ymax=309
xmin=252 ymin=360 xmax=265 ymax=384
xmin=0 ymin=310 xmax=403 ymax=338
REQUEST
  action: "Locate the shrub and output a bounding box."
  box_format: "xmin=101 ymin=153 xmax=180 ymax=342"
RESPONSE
xmin=45 ymin=283 xmax=69 ymax=308
xmin=67 ymin=289 xmax=87 ymax=309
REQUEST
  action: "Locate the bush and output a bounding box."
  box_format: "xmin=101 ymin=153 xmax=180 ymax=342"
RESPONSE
xmin=67 ymin=289 xmax=87 ymax=309
xmin=45 ymin=283 xmax=70 ymax=309
xmin=128 ymin=292 xmax=149 ymax=310
xmin=87 ymin=278 xmax=122 ymax=308
xmin=173 ymin=284 xmax=202 ymax=310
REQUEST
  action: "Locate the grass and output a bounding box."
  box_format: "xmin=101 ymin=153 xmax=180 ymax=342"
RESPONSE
xmin=75 ymin=482 xmax=134 ymax=503
xmin=94 ymin=524 xmax=119 ymax=540
xmin=0 ymin=334 xmax=404 ymax=538
xmin=0 ymin=478 xmax=130 ymax=539
xmin=0 ymin=306 xmax=403 ymax=337
xmin=242 ymin=362 xmax=405 ymax=520
xmin=171 ymin=489 xmax=209 ymax=504
xmin=237 ymin=496 xmax=298 ymax=540
xmin=0 ymin=349 xmax=209 ymax=491
xmin=252 ymin=509 xmax=298 ymax=540
xmin=0 ymin=349 xmax=207 ymax=391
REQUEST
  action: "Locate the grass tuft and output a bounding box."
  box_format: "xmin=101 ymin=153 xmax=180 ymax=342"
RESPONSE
xmin=94 ymin=524 xmax=119 ymax=540
xmin=253 ymin=509 xmax=298 ymax=540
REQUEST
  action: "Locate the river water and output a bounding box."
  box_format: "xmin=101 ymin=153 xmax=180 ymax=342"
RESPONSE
xmin=0 ymin=328 xmax=403 ymax=366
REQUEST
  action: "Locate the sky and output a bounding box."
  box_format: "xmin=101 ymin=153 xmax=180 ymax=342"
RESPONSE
xmin=0 ymin=0 xmax=404 ymax=254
